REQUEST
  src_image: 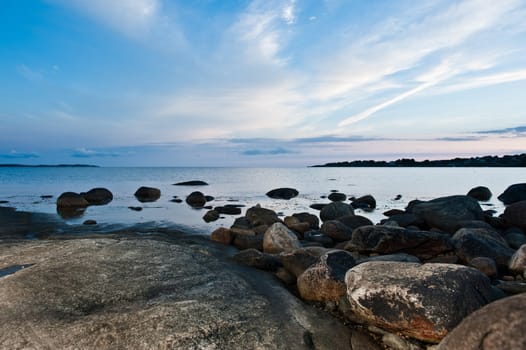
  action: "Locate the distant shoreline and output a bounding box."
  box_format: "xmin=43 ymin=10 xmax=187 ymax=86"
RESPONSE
xmin=0 ymin=164 xmax=99 ymax=168
xmin=312 ymin=153 xmax=526 ymax=167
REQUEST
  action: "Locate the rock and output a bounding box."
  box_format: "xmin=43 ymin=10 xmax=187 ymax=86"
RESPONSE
xmin=203 ymin=210 xmax=220 ymax=223
xmin=205 ymin=195 xmax=215 ymax=202
xmin=298 ymin=250 xmax=356 ymax=303
xmin=266 ymin=188 xmax=299 ymax=200
xmin=233 ymin=234 xmax=263 ymax=251
xmin=280 ymin=247 xmax=327 ymax=278
xmin=469 ymin=257 xmax=498 ymax=277
xmin=383 ymin=213 xmax=421 ymax=228
xmin=82 ymin=220 xmax=97 ymax=225
xmin=231 ymin=216 xmax=252 ymax=230
xmin=40 ymin=195 xmax=53 ymax=199
xmin=185 ymin=191 xmax=207 ymax=208
xmin=407 ymin=195 xmax=484 ymax=233
xmin=504 ymin=230 xmax=526 ymax=249
xmin=320 ymin=202 xmax=354 ymax=222
xmin=509 ymin=244 xmax=526 ymax=274
xmin=210 ymin=227 xmax=234 ymax=245
xmin=328 ymin=192 xmax=347 ymax=202
xmin=128 ymin=206 xmax=142 ymax=211
xmin=292 ymin=212 xmax=320 ymax=229
xmin=452 ymin=228 xmax=515 ymax=269
xmin=233 ymin=249 xmax=281 ymax=271
xmin=310 ymin=203 xmax=328 ymax=211
xmin=134 ymin=186 xmax=161 ymax=203
xmin=287 ymin=222 xmax=311 ymax=235
xmin=81 ymin=188 xmax=113 ymax=205
xmin=394 ymin=194 xmax=402 ymax=200
xmin=337 ymin=215 xmax=374 ymax=230
xmin=275 ymin=267 xmax=296 ymax=285
xmin=502 ymin=200 xmax=526 ymax=231
xmin=0 ymin=200 xmax=9 ymax=204
xmin=357 ymin=253 xmax=421 ymax=265
xmin=173 ymin=180 xmax=208 ymax=186
xmin=170 ymin=198 xmax=183 ymax=203
xmin=494 ymin=280 xmax=526 ymax=294
xmin=467 ymin=186 xmax=492 ymax=201
xmin=263 ymin=223 xmax=301 ymax=254
xmin=498 ymin=183 xmax=526 ymax=205
xmin=383 ymin=209 xmax=406 ymax=217
xmin=246 ymin=206 xmax=281 ymax=226
xmin=56 ymin=192 xmax=90 ymax=208
xmin=215 ymin=206 xmax=242 ymax=215
xmin=320 ymin=220 xmax=353 ymax=242
xmin=351 ymin=195 xmax=376 ymax=210
xmin=350 ymin=331 xmax=383 ymax=350
xmin=436 ymin=293 xmax=526 ymax=350
xmin=0 ymin=237 xmax=351 ymax=349
xmin=303 ymin=231 xmax=334 ymax=248
xmin=347 ymin=225 xmax=453 ymax=260
xmin=346 ymin=262 xmax=492 ymax=343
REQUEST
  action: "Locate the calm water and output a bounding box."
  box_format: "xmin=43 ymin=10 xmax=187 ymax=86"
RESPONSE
xmin=0 ymin=167 xmax=524 ymax=234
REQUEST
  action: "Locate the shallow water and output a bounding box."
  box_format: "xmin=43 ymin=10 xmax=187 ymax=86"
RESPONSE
xmin=0 ymin=167 xmax=524 ymax=234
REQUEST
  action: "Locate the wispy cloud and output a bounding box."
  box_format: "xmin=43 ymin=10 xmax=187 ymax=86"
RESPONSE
xmin=241 ymin=147 xmax=294 ymax=156
xmin=281 ymin=0 xmax=297 ymax=24
xmin=476 ymin=125 xmax=526 ymax=135
xmin=71 ymin=147 xmax=121 ymax=158
xmin=0 ymin=150 xmax=39 ymax=159
xmin=16 ymin=64 xmax=42 ymax=82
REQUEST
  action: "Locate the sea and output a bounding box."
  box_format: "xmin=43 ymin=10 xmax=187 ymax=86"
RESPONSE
xmin=0 ymin=167 xmax=524 ymax=234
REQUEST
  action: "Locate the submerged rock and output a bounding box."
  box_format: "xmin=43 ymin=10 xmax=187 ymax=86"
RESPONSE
xmin=81 ymin=187 xmax=113 ymax=205
xmin=186 ymin=191 xmax=207 ymax=208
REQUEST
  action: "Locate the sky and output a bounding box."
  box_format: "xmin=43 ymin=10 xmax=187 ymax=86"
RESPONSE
xmin=1 ymin=0 xmax=526 ymax=166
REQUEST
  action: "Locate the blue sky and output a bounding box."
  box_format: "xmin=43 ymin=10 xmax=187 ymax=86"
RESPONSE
xmin=1 ymin=0 xmax=526 ymax=166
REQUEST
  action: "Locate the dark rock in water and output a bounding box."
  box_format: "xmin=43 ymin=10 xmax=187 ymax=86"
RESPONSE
xmin=347 ymin=225 xmax=453 ymax=260
xmin=0 ymin=200 xmax=9 ymax=204
xmin=346 ymin=262 xmax=492 ymax=343
xmin=205 ymin=195 xmax=214 ymax=202
xmin=328 ymin=192 xmax=347 ymax=202
xmin=40 ymin=195 xmax=53 ymax=199
xmin=467 ymin=186 xmax=492 ymax=201
xmin=292 ymin=212 xmax=320 ymax=229
xmin=215 ymin=206 xmax=242 ymax=215
xmin=502 ymin=200 xmax=526 ymax=231
xmin=337 ymin=214 xmax=373 ymax=230
xmin=310 ymin=203 xmax=328 ymax=211
xmin=0 ymin=238 xmax=351 ymax=349
xmin=81 ymin=187 xmax=113 ymax=205
xmin=320 ymin=202 xmax=353 ymax=222
xmin=82 ymin=220 xmax=97 ymax=225
xmin=452 ymin=228 xmax=514 ymax=269
xmin=303 ymin=231 xmax=334 ymax=247
xmin=437 ymin=293 xmax=526 ymax=350
xmin=246 ymin=206 xmax=281 ymax=226
xmin=186 ymin=191 xmax=207 ymax=208
xmin=203 ymin=205 xmax=213 ymax=210
xmin=57 ymin=206 xmax=86 ymax=219
xmin=298 ymin=250 xmax=356 ymax=303
xmin=134 ymin=186 xmax=161 ymax=203
xmin=266 ymin=188 xmax=299 ymax=200
xmin=233 ymin=234 xmax=264 ymax=251
xmin=320 ymin=220 xmax=353 ymax=242
xmin=406 ymin=195 xmax=484 ymax=233
xmin=203 ymin=210 xmax=220 ymax=223
xmin=170 ymin=198 xmax=183 ymax=203
xmin=56 ymin=192 xmax=90 ymax=208
xmin=173 ymin=180 xmax=209 ymax=186
xmin=128 ymin=206 xmax=142 ymax=211
xmin=224 ymin=204 xmax=245 ymax=208
xmin=498 ymin=183 xmax=526 ymax=205
xmin=231 ymin=216 xmax=252 ymax=230
xmin=394 ymin=194 xmax=402 ymax=200
xmin=351 ymin=195 xmax=376 ymax=210
xmin=383 ymin=209 xmax=405 ymax=217
xmin=280 ymin=247 xmax=327 ymax=278
xmin=233 ymin=249 xmax=282 ymax=271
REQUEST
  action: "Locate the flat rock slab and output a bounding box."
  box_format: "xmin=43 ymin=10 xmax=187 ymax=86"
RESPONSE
xmin=0 ymin=236 xmax=351 ymax=349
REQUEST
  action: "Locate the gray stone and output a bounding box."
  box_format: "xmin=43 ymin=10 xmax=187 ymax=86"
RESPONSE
xmin=280 ymin=247 xmax=327 ymax=278
xmin=320 ymin=220 xmax=353 ymax=242
xmin=509 ymin=244 xmax=526 ymax=274
xmin=134 ymin=186 xmax=161 ymax=203
xmin=320 ymin=202 xmax=354 ymax=222
xmin=246 ymin=206 xmax=281 ymax=226
xmin=452 ymin=228 xmax=514 ymax=269
xmin=337 ymin=214 xmax=374 ymax=230
xmin=263 ymin=222 xmax=301 ymax=254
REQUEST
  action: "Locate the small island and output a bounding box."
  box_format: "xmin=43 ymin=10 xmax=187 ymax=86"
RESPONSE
xmin=313 ymin=153 xmax=526 ymax=167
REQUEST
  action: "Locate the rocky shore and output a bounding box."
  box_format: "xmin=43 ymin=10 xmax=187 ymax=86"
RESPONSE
xmin=2 ymin=181 xmax=526 ymax=349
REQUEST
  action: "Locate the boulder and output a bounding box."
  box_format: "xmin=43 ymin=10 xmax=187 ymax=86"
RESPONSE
xmin=310 ymin=203 xmax=328 ymax=211
xmin=0 ymin=237 xmax=351 ymax=350
xmin=509 ymin=244 xmax=526 ymax=274
xmin=502 ymin=200 xmax=526 ymax=231
xmin=469 ymin=257 xmax=498 ymax=278
xmin=357 ymin=253 xmax=421 ymax=265
xmin=266 ymin=188 xmax=299 ymax=200
xmin=134 ymin=186 xmax=161 ymax=203
xmin=233 ymin=249 xmax=281 ymax=271
xmin=56 ymin=192 xmax=89 ymax=208
xmin=203 ymin=209 xmax=220 ymax=222
xmin=498 ymin=183 xmax=526 ymax=205
xmin=328 ymin=192 xmax=347 ymax=202
xmin=210 ymin=227 xmax=234 ymax=245
xmin=347 ymin=225 xmax=453 ymax=260
xmin=383 ymin=213 xmax=421 ymax=228
xmin=81 ymin=188 xmax=113 ymax=205
xmin=186 ymin=191 xmax=207 ymax=208
xmin=467 ymin=186 xmax=492 ymax=201
xmin=452 ymin=228 xmax=515 ymax=269
xmin=292 ymin=212 xmax=320 ymax=229
xmin=337 ymin=215 xmax=374 ymax=230
xmin=346 ymin=262 xmax=492 ymax=343
xmin=437 ymin=293 xmax=526 ymax=350
xmin=320 ymin=220 xmax=353 ymax=242
xmin=320 ymin=202 xmax=353 ymax=222
xmin=303 ymin=231 xmax=334 ymax=248
xmin=263 ymin=223 xmax=301 ymax=254
xmin=215 ymin=206 xmax=242 ymax=215
xmin=351 ymin=195 xmax=376 ymax=210
xmin=233 ymin=234 xmax=263 ymax=251
xmin=407 ymin=195 xmax=484 ymax=233
xmin=298 ymin=250 xmax=356 ymax=303
xmin=280 ymin=247 xmax=327 ymax=278
xmin=504 ymin=230 xmax=526 ymax=249
xmin=173 ymin=180 xmax=208 ymax=186
xmin=246 ymin=206 xmax=281 ymax=226
xmin=383 ymin=209 xmax=406 ymax=217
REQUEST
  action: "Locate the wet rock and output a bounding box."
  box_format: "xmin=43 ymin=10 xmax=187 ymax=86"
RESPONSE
xmin=203 ymin=210 xmax=220 ymax=223
xmin=292 ymin=212 xmax=320 ymax=229
xmin=351 ymin=195 xmax=376 ymax=210
xmin=210 ymin=227 xmax=234 ymax=245
xmin=233 ymin=249 xmax=281 ymax=271
xmin=214 ymin=206 xmax=242 ymax=215
xmin=298 ymin=250 xmax=356 ymax=303
xmin=266 ymin=188 xmax=299 ymax=200
xmin=437 ymin=293 xmax=526 ymax=350
xmin=509 ymin=244 xmax=526 ymax=274
xmin=170 ymin=198 xmax=183 ymax=203
xmin=82 ymin=220 xmax=97 ymax=225
xmin=320 ymin=202 xmax=353 ymax=222
xmin=303 ymin=231 xmax=334 ymax=248
xmin=263 ymin=223 xmax=301 ymax=254
xmin=275 ymin=267 xmax=296 ymax=285
xmin=383 ymin=209 xmax=405 ymax=217
xmin=246 ymin=206 xmax=281 ymax=226
xmin=337 ymin=215 xmax=374 ymax=230
xmin=498 ymin=183 xmax=526 ymax=205
xmin=320 ymin=220 xmax=353 ymax=242
xmin=504 ymin=230 xmax=526 ymax=249
xmin=128 ymin=206 xmax=142 ymax=211
xmin=186 ymin=191 xmax=207 ymax=208
xmin=328 ymin=192 xmax=347 ymax=202
xmin=134 ymin=186 xmax=161 ymax=203
xmin=452 ymin=228 xmax=514 ymax=269
xmin=40 ymin=195 xmax=53 ymax=199
xmin=347 ymin=225 xmax=453 ymax=260
xmin=383 ymin=213 xmax=421 ymax=228
xmin=494 ymin=280 xmax=526 ymax=295
xmin=467 ymin=186 xmax=492 ymax=201
xmin=173 ymin=180 xmax=208 ymax=186
xmin=56 ymin=192 xmax=90 ymax=208
xmin=310 ymin=203 xmax=328 ymax=211
xmin=233 ymin=234 xmax=263 ymax=251
xmin=346 ymin=262 xmax=492 ymax=343
xmin=280 ymin=247 xmax=327 ymax=278
xmin=469 ymin=257 xmax=498 ymax=278
xmin=81 ymin=188 xmax=113 ymax=205
xmin=501 ymin=200 xmax=526 ymax=231
xmin=205 ymin=195 xmax=215 ymax=202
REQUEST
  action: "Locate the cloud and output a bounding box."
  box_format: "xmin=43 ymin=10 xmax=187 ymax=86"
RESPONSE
xmin=437 ymin=69 xmax=526 ymax=94
xmin=476 ymin=126 xmax=526 ymax=135
xmin=71 ymin=147 xmax=122 ymax=158
xmin=281 ymin=0 xmax=296 ymax=24
xmin=16 ymin=64 xmax=42 ymax=82
xmin=0 ymin=150 xmax=39 ymax=159
xmin=241 ymin=147 xmax=294 ymax=156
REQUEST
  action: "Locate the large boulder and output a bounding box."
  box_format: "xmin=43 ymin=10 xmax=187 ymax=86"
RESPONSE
xmin=56 ymin=192 xmax=90 ymax=208
xmin=337 ymin=215 xmax=374 ymax=230
xmin=509 ymin=244 xmax=526 ymax=274
xmin=263 ymin=223 xmax=301 ymax=254
xmin=320 ymin=202 xmax=353 ymax=222
xmin=280 ymin=247 xmax=327 ymax=278
xmin=345 ymin=262 xmax=492 ymax=343
xmin=0 ymin=237 xmax=351 ymax=349
xmin=134 ymin=186 xmax=161 ymax=203
xmin=346 ymin=225 xmax=453 ymax=260
xmin=320 ymin=220 xmax=353 ymax=242
xmin=186 ymin=191 xmax=207 ymax=208
xmin=501 ymin=200 xmax=526 ymax=231
xmin=467 ymin=186 xmax=492 ymax=201
xmin=266 ymin=188 xmax=299 ymax=200
xmin=452 ymin=228 xmax=515 ymax=269
xmin=437 ymin=293 xmax=526 ymax=350
xmin=498 ymin=183 xmax=526 ymax=205
xmin=351 ymin=195 xmax=376 ymax=210
xmin=407 ymin=195 xmax=484 ymax=233
xmin=292 ymin=212 xmax=319 ymax=229
xmin=81 ymin=188 xmax=113 ymax=205
xmin=328 ymin=192 xmax=347 ymax=202
xmin=233 ymin=249 xmax=281 ymax=271
xmin=245 ymin=206 xmax=281 ymax=226
xmin=297 ymin=250 xmax=356 ymax=303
